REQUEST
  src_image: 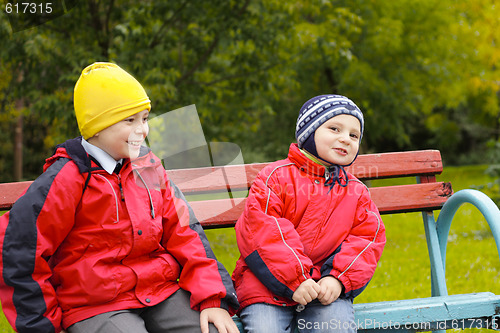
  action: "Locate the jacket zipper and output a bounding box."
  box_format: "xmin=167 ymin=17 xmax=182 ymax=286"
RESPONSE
xmin=117 ymin=175 xmax=125 ymax=201
xmin=134 ymin=170 xmax=156 ymax=219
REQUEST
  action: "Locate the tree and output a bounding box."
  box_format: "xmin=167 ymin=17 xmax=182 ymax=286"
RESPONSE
xmin=0 ymin=0 xmax=499 ymax=182
xmin=248 ymin=0 xmax=500 ymax=162
xmin=1 ymin=0 xmax=299 ymax=179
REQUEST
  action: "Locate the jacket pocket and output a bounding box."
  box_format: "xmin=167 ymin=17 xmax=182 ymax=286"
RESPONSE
xmin=154 ymin=252 xmax=181 ymax=281
xmin=53 ymin=248 xmax=121 ymax=310
xmin=132 ymin=252 xmax=181 ymax=296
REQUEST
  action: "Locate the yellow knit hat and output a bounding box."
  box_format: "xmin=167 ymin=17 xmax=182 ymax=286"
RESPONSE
xmin=74 ymin=62 xmax=151 ymax=139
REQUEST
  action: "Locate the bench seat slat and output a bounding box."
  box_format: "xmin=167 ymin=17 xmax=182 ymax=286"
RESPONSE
xmin=168 ymin=163 xmax=266 ymax=194
xmin=234 ymin=293 xmax=500 ymax=332
xmin=354 ymin=292 xmax=500 ymax=331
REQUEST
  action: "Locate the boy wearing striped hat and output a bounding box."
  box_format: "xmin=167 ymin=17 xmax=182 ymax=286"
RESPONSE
xmin=0 ymin=62 xmax=239 ymax=333
xmin=233 ymin=95 xmax=386 ymax=332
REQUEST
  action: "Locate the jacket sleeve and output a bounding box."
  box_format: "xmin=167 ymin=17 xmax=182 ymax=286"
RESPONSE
xmin=0 ymin=159 xmax=80 ymax=333
xmin=159 ymin=174 xmax=239 ymax=313
xmin=235 ymin=170 xmax=314 ymax=300
xmin=320 ymin=182 xmax=386 ymax=298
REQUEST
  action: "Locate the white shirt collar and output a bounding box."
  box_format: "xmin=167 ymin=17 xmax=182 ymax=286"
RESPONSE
xmin=81 ymin=138 xmax=123 ymax=175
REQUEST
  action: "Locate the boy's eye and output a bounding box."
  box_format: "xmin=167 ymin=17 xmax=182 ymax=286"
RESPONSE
xmin=350 ymin=133 xmax=359 ymax=139
xmin=329 ymin=127 xmax=339 ymax=132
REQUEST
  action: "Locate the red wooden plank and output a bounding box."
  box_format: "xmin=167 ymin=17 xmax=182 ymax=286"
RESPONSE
xmin=167 ymin=163 xmax=266 ymax=194
xmin=1 ymin=180 xmax=452 ymax=227
xmin=369 ymin=182 xmax=452 ymax=214
xmin=0 ymin=181 xmax=33 ymax=210
xmin=346 ymin=150 xmax=443 ymax=180
xmin=169 ymin=150 xmax=443 ymax=194
xmin=193 ymin=182 xmax=453 ymax=229
xmin=190 ymin=198 xmax=247 ymax=229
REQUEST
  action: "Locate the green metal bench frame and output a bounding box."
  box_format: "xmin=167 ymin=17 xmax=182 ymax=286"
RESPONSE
xmin=355 ymin=189 xmax=500 ymax=332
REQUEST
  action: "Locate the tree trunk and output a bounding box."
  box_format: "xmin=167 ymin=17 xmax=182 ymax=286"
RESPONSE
xmin=14 ymin=100 xmax=23 ymax=181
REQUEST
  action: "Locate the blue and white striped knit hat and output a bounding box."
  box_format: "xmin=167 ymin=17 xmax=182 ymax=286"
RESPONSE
xmin=295 ymin=94 xmax=364 ymax=156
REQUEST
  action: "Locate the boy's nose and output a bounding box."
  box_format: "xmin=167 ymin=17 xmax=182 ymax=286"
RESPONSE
xmin=339 ymin=132 xmax=350 ymax=144
xmin=134 ymin=123 xmax=147 ymax=134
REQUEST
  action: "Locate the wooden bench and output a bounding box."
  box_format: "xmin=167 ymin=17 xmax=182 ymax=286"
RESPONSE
xmin=1 ymin=149 xmax=500 ymax=332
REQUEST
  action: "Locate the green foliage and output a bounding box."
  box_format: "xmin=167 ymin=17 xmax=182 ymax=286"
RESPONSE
xmin=472 ymin=141 xmax=500 ymax=206
xmin=482 ymin=164 xmax=500 ymax=205
xmin=245 ymin=0 xmax=500 ymax=162
xmin=0 ymin=0 xmax=499 ymax=180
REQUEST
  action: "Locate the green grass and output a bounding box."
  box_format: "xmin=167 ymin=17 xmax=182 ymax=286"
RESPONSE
xmin=0 ymin=165 xmax=498 ymax=331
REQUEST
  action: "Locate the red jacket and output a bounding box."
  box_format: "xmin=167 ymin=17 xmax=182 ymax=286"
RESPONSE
xmin=232 ymin=144 xmax=385 ymax=310
xmin=0 ymin=138 xmax=238 ymax=332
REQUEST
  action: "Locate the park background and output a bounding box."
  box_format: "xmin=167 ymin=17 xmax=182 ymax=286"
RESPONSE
xmin=0 ymin=0 xmax=499 ymax=332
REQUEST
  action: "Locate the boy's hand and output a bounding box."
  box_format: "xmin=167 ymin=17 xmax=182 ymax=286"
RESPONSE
xmin=317 ymin=276 xmax=343 ymax=305
xmin=292 ymin=279 xmax=321 ymax=305
xmin=200 ymin=307 xmax=239 ymax=333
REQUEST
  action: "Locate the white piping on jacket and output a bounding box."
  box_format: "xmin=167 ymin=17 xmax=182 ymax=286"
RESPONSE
xmin=95 ymin=174 xmax=119 ymax=223
xmin=338 ymin=179 xmax=381 ymax=278
xmin=264 ymin=163 xmax=294 ymax=214
xmin=263 ymin=163 xmax=308 ymax=280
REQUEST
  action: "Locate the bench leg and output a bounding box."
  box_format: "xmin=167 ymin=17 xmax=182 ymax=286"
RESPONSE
xmin=233 ymin=315 xmax=244 ymax=333
xmin=422 ymin=211 xmax=448 ymax=297
xmin=421 ymin=211 xmax=448 ymax=333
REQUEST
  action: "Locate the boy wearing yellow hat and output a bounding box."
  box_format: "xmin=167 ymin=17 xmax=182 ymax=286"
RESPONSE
xmin=0 ymin=63 xmax=239 ymax=333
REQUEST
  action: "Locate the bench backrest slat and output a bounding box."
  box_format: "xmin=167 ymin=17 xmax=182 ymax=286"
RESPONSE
xmin=0 ymin=181 xmax=33 ymax=210
xmin=345 ymin=149 xmax=443 ymax=179
xmin=167 ymin=163 xmax=266 ymax=194
xmin=167 ymin=150 xmax=443 ymax=194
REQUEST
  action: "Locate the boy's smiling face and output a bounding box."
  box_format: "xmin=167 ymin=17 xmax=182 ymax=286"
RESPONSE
xmin=88 ymin=109 xmax=150 ymax=161
xmin=314 ymin=114 xmax=361 ymax=166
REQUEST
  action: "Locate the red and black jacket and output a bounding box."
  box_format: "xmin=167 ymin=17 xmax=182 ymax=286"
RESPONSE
xmin=0 ymin=137 xmax=238 ymax=332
